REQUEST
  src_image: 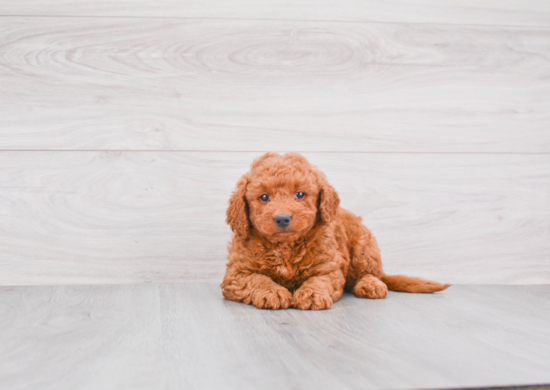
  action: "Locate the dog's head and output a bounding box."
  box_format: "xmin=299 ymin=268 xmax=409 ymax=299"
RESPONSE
xmin=226 ymin=152 xmax=340 ymax=243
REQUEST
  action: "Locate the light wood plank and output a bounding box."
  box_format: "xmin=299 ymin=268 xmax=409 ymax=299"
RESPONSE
xmin=159 ymin=284 xmax=550 ymax=389
xmin=1 ymin=18 xmax=550 ymax=152
xmin=1 ymin=0 xmax=550 ymax=26
xmin=2 ymin=285 xmax=549 ymax=389
xmin=0 ymin=151 xmax=548 ymax=285
xmin=0 ymin=285 xmax=165 ymax=389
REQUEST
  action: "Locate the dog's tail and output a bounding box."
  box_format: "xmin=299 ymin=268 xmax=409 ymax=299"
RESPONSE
xmin=380 ymin=274 xmax=450 ymax=293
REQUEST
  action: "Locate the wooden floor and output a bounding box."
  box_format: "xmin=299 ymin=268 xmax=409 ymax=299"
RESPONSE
xmin=0 ymin=284 xmax=549 ymax=390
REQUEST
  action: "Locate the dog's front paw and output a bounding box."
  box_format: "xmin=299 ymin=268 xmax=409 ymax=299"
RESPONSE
xmin=251 ymin=286 xmax=292 ymax=310
xmin=292 ymin=287 xmax=333 ymax=310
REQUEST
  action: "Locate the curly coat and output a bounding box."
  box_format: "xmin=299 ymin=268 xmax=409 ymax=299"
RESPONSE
xmin=221 ymin=152 xmax=449 ymax=310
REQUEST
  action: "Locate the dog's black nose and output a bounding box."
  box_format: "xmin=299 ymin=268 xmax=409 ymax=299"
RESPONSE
xmin=274 ymin=214 xmax=291 ymax=229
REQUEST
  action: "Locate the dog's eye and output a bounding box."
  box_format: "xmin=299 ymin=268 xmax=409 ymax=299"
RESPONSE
xmin=259 ymin=194 xmax=270 ymax=202
xmin=295 ymin=192 xmax=306 ymax=199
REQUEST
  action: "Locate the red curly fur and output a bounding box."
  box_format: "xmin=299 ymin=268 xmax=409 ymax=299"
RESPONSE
xmin=221 ymin=152 xmax=450 ymax=310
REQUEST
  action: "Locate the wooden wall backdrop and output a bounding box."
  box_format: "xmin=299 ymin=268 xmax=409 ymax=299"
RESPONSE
xmin=0 ymin=1 xmax=549 ymax=285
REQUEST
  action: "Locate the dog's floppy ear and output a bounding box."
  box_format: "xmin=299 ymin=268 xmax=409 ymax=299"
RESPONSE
xmin=317 ymin=172 xmax=340 ymax=223
xmin=226 ymin=174 xmax=250 ymax=237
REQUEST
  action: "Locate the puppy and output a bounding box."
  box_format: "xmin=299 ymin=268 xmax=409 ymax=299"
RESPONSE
xmin=221 ymin=152 xmax=449 ymax=310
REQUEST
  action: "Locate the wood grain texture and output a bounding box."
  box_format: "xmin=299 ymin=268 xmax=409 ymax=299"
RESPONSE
xmin=1 ymin=284 xmax=549 ymax=389
xmin=0 ymin=285 xmax=165 ymax=389
xmin=0 ymin=151 xmax=548 ymax=285
xmin=1 ymin=17 xmax=550 ymax=152
xmin=2 ymin=0 xmax=550 ymax=26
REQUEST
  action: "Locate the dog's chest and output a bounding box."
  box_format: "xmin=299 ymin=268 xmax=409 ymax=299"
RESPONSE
xmin=263 ymin=246 xmax=309 ymax=289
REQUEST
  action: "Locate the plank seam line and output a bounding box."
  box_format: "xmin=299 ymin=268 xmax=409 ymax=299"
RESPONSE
xmin=0 ymin=150 xmax=549 ymax=155
xmin=1 ymin=14 xmax=550 ymax=30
